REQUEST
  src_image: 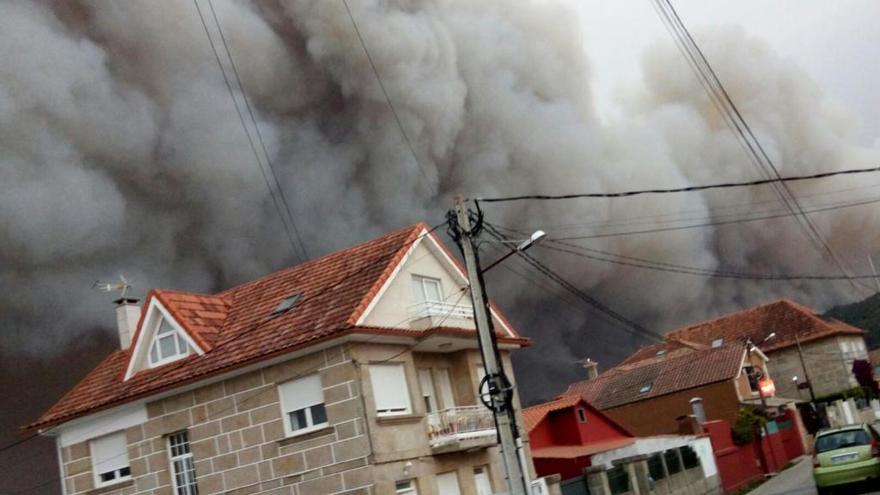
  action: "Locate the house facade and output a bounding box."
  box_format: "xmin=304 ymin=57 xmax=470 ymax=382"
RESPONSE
xmin=663 ymin=299 xmax=869 ymax=399
xmin=28 ymin=224 xmax=532 ymax=495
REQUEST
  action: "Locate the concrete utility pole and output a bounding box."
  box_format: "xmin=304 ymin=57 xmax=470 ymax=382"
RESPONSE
xmin=794 ymin=332 xmax=817 ymax=402
xmin=453 ymin=197 xmax=529 ymax=495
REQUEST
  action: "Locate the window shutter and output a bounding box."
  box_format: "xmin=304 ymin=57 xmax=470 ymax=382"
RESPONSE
xmin=91 ymin=432 xmax=128 ymax=476
xmin=370 ymin=363 xmax=411 ymax=414
xmin=279 ymin=374 xmax=323 ymax=412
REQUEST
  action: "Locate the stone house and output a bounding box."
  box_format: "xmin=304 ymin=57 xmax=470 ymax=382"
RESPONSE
xmin=662 ymin=299 xmax=869 ymax=399
xmin=26 ymin=224 xmax=532 ymax=495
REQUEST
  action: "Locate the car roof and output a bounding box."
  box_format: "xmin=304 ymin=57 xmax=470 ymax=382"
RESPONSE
xmin=816 ymin=424 xmax=869 ymax=437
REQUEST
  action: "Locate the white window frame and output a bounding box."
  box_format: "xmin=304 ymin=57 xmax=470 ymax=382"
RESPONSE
xmin=278 ymin=374 xmax=329 ymax=437
xmin=412 ymin=275 xmax=444 ymax=303
xmin=148 ymin=318 xmax=191 ymax=368
xmin=168 ymin=431 xmax=198 ymax=495
xmin=370 ymin=362 xmax=412 ymax=417
xmin=711 ymin=338 xmax=724 ymax=348
xmin=396 ymin=479 xmax=419 ymax=495
xmin=90 ymin=431 xmax=131 ymax=488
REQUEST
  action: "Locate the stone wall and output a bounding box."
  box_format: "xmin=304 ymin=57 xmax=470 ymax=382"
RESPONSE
xmin=61 ymin=344 xmax=372 ymax=495
xmin=766 ymin=335 xmax=867 ymax=399
xmin=59 ymin=344 xmax=519 ymax=495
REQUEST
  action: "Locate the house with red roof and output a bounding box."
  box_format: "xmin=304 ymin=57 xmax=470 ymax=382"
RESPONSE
xmin=27 ymin=223 xmax=532 ymax=495
xmin=523 ymin=396 xmax=721 ymax=495
xmin=565 ymin=344 xmax=771 ymax=437
xmin=661 ymin=299 xmax=869 ymax=399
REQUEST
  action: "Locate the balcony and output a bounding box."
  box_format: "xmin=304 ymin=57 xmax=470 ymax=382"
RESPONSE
xmin=426 ymin=406 xmax=497 ymax=454
xmin=409 ymin=301 xmax=474 ymax=330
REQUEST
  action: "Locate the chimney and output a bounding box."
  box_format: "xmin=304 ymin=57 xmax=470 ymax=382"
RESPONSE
xmin=582 ymin=358 xmax=599 ymax=380
xmin=689 ymin=397 xmax=707 ymax=424
xmin=114 ymin=298 xmax=141 ymax=350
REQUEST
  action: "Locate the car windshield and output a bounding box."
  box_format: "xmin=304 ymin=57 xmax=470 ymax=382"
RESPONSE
xmin=815 ymin=429 xmax=870 ymax=453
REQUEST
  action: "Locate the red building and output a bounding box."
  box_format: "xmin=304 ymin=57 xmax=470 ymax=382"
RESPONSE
xmin=523 ymin=395 xmax=635 ymax=479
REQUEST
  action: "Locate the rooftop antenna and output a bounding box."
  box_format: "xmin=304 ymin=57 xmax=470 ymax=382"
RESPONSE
xmin=92 ymin=275 xmax=132 ymax=300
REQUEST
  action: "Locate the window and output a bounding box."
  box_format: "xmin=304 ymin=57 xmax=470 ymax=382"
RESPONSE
xmin=607 ymin=465 xmax=630 ymax=495
xmin=744 ymin=366 xmax=759 ymax=392
xmin=90 ymin=432 xmax=130 ymax=487
xmin=412 ymin=276 xmax=443 ymax=303
xmin=639 ymin=383 xmax=652 ymax=394
xmin=711 ymin=338 xmax=724 ymax=348
xmin=647 ymin=453 xmax=665 ymax=480
xmin=656 ymin=349 xmax=667 ymax=356
xmin=396 ymin=480 xmax=419 ymax=495
xmin=149 ymin=318 xmax=191 ymax=366
xmin=680 ymin=445 xmax=699 ymax=469
xmin=278 ymin=374 xmax=328 ymax=436
xmin=664 ymin=449 xmax=682 ymax=474
xmin=270 ymin=294 xmax=302 ymax=316
xmin=168 ymin=431 xmax=198 ymax=495
xmin=576 ymin=408 xmax=587 ymax=423
xmin=419 ymin=369 xmax=437 ymax=413
xmin=435 ymin=368 xmax=455 ymax=409
xmin=370 ymin=363 xmax=412 ymax=416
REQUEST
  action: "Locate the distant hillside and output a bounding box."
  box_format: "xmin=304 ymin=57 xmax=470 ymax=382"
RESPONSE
xmin=825 ymin=293 xmax=880 ymax=349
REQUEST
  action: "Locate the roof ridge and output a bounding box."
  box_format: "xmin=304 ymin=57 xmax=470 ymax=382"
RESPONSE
xmin=218 ymin=223 xmax=428 ymax=298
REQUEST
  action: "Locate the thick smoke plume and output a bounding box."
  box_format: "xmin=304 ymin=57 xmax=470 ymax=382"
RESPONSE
xmin=2 ymin=0 xmax=880 ymax=404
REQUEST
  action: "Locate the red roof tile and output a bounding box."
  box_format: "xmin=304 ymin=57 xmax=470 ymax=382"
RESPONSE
xmin=522 ymin=395 xmax=582 ymax=432
xmin=666 ymin=299 xmax=863 ymax=353
xmin=565 ymin=345 xmax=745 ymax=410
xmin=30 ymin=223 xmax=525 ymax=431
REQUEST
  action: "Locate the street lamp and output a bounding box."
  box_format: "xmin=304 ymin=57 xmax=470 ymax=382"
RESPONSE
xmin=480 ymin=230 xmax=546 ymax=274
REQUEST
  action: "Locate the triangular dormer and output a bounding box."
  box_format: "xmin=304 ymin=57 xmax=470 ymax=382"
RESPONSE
xmin=123 ymin=295 xmax=205 ymax=380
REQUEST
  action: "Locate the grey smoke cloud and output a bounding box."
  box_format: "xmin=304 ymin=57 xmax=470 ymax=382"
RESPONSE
xmin=1 ymin=0 xmax=879 ymax=394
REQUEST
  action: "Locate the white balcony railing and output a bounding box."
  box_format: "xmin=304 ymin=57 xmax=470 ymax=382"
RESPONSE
xmin=409 ymin=301 xmax=474 ymax=321
xmin=427 ymin=406 xmax=496 ymax=449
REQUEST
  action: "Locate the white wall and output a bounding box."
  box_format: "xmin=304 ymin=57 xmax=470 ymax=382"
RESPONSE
xmin=56 ymin=402 xmax=147 ymax=447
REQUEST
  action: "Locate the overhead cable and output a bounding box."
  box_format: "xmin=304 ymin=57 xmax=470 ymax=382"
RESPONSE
xmin=475 ymin=165 xmax=880 ymax=203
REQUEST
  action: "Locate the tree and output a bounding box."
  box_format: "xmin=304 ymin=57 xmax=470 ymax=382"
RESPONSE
xmin=851 ymin=359 xmax=879 ymax=397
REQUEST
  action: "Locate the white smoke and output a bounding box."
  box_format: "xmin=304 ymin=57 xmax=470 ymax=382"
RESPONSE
xmin=1 ymin=1 xmax=879 ymax=398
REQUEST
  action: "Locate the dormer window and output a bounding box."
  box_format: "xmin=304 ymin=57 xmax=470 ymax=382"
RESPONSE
xmin=149 ymin=318 xmax=191 ymax=367
xmin=639 ymin=383 xmax=653 ymax=394
xmin=711 ymin=338 xmax=724 ymax=348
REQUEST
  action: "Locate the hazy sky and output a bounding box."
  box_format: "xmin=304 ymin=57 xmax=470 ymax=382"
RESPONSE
xmin=576 ymin=0 xmax=880 ymax=145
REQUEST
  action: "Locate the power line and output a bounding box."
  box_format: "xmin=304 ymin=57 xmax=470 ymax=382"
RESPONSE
xmin=206 ymin=0 xmax=309 ymax=260
xmin=548 ymin=195 xmax=880 ymax=240
xmin=653 ymin=0 xmax=866 ymax=295
xmin=475 ymin=165 xmax=880 ymax=203
xmin=192 ymin=0 xmax=308 ymax=262
xmin=535 ymin=242 xmax=880 ymax=282
xmin=341 ymin=0 xmax=434 ymax=188
xmin=482 ymin=224 xmax=663 ymax=343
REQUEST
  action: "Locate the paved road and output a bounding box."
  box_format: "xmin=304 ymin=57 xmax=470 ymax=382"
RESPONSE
xmin=750 ymin=456 xmax=880 ymax=495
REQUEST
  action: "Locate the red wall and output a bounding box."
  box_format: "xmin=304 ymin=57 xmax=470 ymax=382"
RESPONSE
xmin=530 ymin=400 xmax=633 ymax=480
xmin=704 ymin=413 xmax=804 ymax=494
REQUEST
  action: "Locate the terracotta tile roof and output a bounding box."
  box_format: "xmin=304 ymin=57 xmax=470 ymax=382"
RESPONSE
xmin=30 ymin=223 xmax=525 ymax=431
xmin=522 ymin=395 xmax=582 ymax=432
xmin=565 ymin=345 xmax=745 ymax=410
xmin=616 ymin=340 xmax=702 ymax=367
xmin=531 ymin=439 xmax=636 ymax=459
xmin=666 ymin=299 xmax=863 ymax=353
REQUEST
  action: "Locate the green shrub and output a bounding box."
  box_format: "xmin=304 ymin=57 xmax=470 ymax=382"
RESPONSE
xmin=732 ymin=406 xmax=766 ymax=445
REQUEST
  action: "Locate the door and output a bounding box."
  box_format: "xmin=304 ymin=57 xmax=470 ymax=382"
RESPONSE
xmin=473 ymin=466 xmax=492 ymax=495
xmin=436 ymin=368 xmax=455 ymax=410
xmin=436 ymin=471 xmax=461 ymax=495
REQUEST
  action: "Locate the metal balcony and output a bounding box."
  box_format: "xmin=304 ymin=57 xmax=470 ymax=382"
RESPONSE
xmin=426 ymin=406 xmax=497 ymax=454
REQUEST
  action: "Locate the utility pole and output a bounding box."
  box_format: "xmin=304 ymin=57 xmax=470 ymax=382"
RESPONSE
xmin=452 ymin=197 xmax=529 ymax=495
xmin=794 ymin=332 xmax=817 ymax=402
